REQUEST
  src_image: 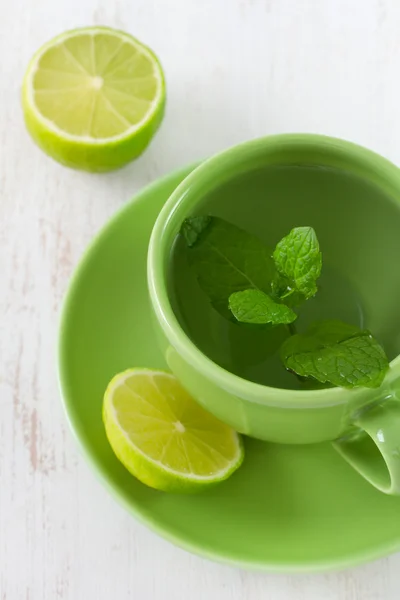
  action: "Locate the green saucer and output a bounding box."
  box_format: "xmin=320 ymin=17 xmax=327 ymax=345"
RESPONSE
xmin=59 ymin=165 xmax=400 ymax=572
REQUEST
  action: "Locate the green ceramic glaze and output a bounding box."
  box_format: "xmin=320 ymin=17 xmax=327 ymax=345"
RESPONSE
xmin=59 ymin=164 xmax=400 ymax=571
xmin=148 ymin=135 xmax=400 ymax=495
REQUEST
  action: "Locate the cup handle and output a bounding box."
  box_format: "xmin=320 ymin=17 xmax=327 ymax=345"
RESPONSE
xmin=332 ymin=398 xmax=400 ymax=495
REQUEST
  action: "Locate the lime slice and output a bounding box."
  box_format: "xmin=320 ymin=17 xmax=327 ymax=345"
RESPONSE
xmin=103 ymin=369 xmax=244 ymax=492
xmin=22 ymin=27 xmax=165 ymax=171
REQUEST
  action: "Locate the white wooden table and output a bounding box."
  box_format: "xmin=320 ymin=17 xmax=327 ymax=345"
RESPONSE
xmin=2 ymin=0 xmax=400 ymax=597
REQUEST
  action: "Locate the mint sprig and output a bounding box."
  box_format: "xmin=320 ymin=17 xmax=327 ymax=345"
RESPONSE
xmin=180 ymin=217 xmax=389 ymax=389
xmin=281 ymin=320 xmax=389 ymax=388
xmin=227 ymin=226 xmax=321 ymax=320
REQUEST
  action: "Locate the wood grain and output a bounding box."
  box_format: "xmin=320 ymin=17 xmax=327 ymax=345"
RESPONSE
xmin=1 ymin=0 xmax=400 ymax=597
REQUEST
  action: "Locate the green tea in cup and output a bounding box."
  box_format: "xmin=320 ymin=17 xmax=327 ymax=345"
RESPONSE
xmin=148 ymin=135 xmax=400 ymax=494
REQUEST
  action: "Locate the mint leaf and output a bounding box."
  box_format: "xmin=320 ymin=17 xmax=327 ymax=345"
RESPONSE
xmin=181 ymin=217 xmax=275 ymax=319
xmin=281 ymin=320 xmax=389 ymax=388
xmin=229 ymin=289 xmax=297 ymax=325
xmin=181 ymin=216 xmax=211 ymax=247
xmin=273 ymin=227 xmax=322 ymax=301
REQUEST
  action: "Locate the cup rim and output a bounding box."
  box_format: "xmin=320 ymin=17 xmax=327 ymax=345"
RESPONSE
xmin=148 ymin=134 xmax=400 ymax=408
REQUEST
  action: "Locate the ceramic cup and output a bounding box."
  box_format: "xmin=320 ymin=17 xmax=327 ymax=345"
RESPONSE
xmin=148 ymin=134 xmax=400 ymax=495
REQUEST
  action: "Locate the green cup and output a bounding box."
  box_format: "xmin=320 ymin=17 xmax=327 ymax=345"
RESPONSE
xmin=148 ymin=134 xmax=400 ymax=495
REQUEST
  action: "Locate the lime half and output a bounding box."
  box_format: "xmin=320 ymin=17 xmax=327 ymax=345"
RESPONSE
xmin=22 ymin=27 xmax=165 ymax=171
xmin=103 ymin=369 xmax=244 ymax=493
